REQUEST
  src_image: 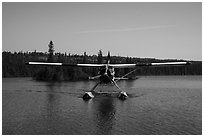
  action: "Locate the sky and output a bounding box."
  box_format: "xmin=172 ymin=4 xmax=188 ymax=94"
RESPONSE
xmin=2 ymin=2 xmax=202 ymax=61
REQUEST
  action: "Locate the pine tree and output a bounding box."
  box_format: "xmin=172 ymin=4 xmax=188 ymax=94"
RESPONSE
xmin=47 ymin=40 xmax=54 ymax=62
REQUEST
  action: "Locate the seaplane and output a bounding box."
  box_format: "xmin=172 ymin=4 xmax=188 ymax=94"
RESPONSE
xmin=27 ymin=51 xmax=190 ymax=100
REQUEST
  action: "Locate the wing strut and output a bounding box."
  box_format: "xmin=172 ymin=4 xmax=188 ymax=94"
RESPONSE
xmin=115 ymin=68 xmax=138 ymax=82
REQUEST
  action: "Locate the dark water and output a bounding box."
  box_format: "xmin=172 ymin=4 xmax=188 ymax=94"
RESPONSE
xmin=2 ymin=76 xmax=202 ymax=135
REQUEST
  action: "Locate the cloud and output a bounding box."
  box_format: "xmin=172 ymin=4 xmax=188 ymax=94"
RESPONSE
xmin=76 ymin=25 xmax=176 ymax=34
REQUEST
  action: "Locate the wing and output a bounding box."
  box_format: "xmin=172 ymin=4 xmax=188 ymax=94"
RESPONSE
xmin=109 ymin=62 xmax=189 ymax=68
xmin=27 ymin=61 xmax=189 ymax=68
xmin=26 ymin=62 xmax=106 ymax=67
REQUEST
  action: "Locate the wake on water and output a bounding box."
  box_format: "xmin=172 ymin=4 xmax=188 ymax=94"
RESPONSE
xmin=13 ymin=87 xmax=144 ymax=100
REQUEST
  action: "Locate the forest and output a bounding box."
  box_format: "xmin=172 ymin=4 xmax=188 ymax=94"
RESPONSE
xmin=2 ymin=41 xmax=202 ymax=81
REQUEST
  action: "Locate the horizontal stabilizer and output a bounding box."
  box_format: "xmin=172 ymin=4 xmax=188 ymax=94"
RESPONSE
xmin=114 ymin=77 xmax=128 ymax=80
xmin=109 ymin=64 xmax=136 ymax=68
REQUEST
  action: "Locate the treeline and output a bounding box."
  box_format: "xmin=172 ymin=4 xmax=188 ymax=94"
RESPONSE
xmin=2 ymin=50 xmax=201 ymax=81
xmin=2 ymin=41 xmax=202 ymax=81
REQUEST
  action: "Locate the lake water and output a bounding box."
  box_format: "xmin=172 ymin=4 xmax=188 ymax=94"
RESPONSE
xmin=2 ymin=76 xmax=202 ymax=135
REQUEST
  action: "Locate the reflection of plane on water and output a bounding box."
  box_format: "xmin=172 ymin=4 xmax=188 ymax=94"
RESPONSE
xmin=27 ymin=52 xmax=190 ymax=100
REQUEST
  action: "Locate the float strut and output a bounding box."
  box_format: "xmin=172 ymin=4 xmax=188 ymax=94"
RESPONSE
xmin=83 ymin=82 xmax=100 ymax=100
xmin=112 ymin=79 xmax=128 ymax=100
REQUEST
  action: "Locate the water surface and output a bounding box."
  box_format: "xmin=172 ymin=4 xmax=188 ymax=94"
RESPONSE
xmin=2 ymin=76 xmax=202 ymax=135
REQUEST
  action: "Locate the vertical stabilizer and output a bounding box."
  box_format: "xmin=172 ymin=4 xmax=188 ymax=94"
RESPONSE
xmin=107 ymin=51 xmax=111 ymax=64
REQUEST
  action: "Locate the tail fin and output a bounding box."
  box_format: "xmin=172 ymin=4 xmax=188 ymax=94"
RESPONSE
xmin=107 ymin=51 xmax=111 ymax=64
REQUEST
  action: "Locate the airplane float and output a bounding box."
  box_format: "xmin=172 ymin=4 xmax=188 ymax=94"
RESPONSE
xmin=27 ymin=52 xmax=190 ymax=100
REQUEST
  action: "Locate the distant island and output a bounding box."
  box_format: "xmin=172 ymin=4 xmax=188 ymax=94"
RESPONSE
xmin=2 ymin=41 xmax=202 ymax=81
